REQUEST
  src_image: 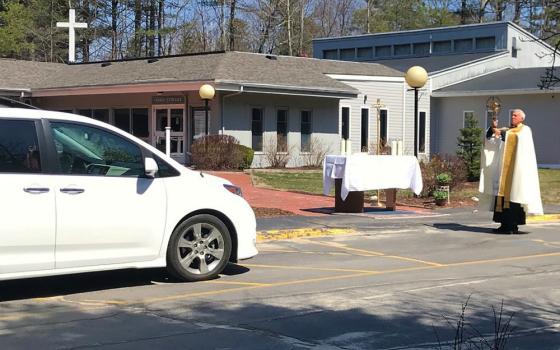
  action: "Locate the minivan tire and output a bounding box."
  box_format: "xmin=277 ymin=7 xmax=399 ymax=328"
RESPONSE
xmin=167 ymin=214 xmax=232 ymax=282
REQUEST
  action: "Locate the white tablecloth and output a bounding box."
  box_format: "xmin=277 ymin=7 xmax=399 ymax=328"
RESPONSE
xmin=323 ymin=154 xmax=423 ymax=200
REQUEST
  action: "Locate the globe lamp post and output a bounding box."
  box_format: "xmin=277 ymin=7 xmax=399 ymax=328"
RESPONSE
xmin=404 ymin=66 xmax=428 ymax=157
xmin=199 ymin=84 xmax=215 ymax=136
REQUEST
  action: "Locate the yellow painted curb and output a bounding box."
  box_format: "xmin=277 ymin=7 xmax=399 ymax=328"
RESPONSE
xmin=527 ymin=214 xmax=560 ymax=223
xmin=257 ymin=228 xmax=355 ymax=242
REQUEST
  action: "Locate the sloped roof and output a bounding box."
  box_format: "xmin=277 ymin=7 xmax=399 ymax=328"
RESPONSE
xmin=370 ymin=51 xmax=507 ymax=74
xmin=433 ymin=67 xmax=559 ymax=96
xmin=0 ymin=58 xmax=65 ymax=90
xmin=214 ymin=52 xmax=401 ymax=93
xmin=0 ymin=51 xmax=403 ymax=96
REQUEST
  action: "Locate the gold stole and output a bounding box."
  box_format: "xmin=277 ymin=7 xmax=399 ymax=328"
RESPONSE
xmin=496 ymin=124 xmax=523 ymax=212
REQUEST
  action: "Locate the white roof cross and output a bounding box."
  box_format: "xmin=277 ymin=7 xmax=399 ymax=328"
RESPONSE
xmin=56 ymin=9 xmax=88 ymax=63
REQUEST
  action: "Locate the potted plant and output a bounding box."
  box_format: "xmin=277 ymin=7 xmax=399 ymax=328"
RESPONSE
xmin=433 ymin=190 xmax=448 ymax=206
xmin=436 ymin=173 xmax=452 ymax=186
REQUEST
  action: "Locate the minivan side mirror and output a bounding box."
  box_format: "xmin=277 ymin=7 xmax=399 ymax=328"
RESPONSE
xmin=144 ymin=157 xmax=158 ymax=178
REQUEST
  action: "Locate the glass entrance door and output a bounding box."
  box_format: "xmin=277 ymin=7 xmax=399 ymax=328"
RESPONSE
xmin=153 ymin=107 xmax=185 ymax=162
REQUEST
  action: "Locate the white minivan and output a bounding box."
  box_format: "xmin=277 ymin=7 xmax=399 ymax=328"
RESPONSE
xmin=0 ymin=108 xmax=258 ymax=282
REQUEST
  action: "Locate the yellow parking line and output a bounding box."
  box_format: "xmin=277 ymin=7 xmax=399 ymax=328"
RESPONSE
xmin=0 ymin=313 xmax=34 ymax=321
xmin=258 ymin=249 xmax=349 ymax=256
xmin=258 ymin=249 xmax=302 ymax=253
xmin=140 ymin=285 xmax=266 ymax=304
xmin=243 ymin=263 xmax=377 ymax=274
xmin=383 ymin=255 xmax=446 ymax=267
xmin=298 ymin=239 xmax=385 ymax=256
xmin=445 ymin=251 xmax=560 ymax=267
xmin=269 ymin=272 xmax=378 ymax=287
xmin=531 ymin=239 xmax=560 ymax=249
xmin=204 ymin=280 xmax=269 ymax=286
xmin=33 ymin=251 xmax=560 ymax=308
xmin=300 ymin=239 xmax=443 ymax=266
xmin=32 ymin=296 xmax=64 ymax=303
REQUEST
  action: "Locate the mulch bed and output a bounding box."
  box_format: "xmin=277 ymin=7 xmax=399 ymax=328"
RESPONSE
xmin=252 ymin=207 xmax=296 ymax=217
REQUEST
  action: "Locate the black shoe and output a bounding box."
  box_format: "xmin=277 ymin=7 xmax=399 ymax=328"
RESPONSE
xmin=492 ymin=226 xmax=513 ymax=234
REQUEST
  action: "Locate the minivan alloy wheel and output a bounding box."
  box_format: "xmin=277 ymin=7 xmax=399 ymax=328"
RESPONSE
xmin=167 ymin=214 xmax=232 ymax=281
xmin=178 ymin=222 xmax=225 ymax=274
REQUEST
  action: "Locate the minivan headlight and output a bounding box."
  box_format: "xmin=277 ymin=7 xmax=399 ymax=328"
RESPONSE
xmin=223 ymin=184 xmax=243 ymax=197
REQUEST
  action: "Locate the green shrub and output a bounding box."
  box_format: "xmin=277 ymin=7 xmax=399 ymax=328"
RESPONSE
xmin=191 ymin=135 xmax=243 ymax=170
xmin=436 ymin=173 xmax=452 ymax=186
xmin=419 ymin=154 xmax=467 ymax=197
xmin=433 ymin=190 xmax=448 ymax=200
xmin=237 ymin=144 xmax=254 ymax=169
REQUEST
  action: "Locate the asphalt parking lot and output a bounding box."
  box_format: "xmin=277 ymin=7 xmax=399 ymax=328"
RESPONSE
xmin=1 ymin=212 xmax=559 ymax=349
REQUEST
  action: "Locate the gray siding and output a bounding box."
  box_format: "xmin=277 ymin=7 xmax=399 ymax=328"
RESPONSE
xmin=433 ymin=94 xmax=560 ymax=165
xmin=313 ymin=22 xmax=509 ymax=62
xmin=338 ymin=80 xmax=405 ymax=154
xmin=336 ymin=78 xmax=431 ymax=158
xmin=221 ymin=92 xmax=339 ymax=167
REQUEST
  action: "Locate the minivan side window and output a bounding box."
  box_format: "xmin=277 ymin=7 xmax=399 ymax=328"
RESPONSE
xmin=153 ymin=154 xmax=180 ymax=178
xmin=50 ymin=121 xmax=144 ymax=177
xmin=0 ymin=120 xmax=41 ymax=174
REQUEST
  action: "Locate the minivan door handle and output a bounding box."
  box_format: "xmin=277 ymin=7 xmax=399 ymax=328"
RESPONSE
xmin=60 ymin=188 xmax=85 ymax=195
xmin=23 ymin=187 xmax=50 ymax=194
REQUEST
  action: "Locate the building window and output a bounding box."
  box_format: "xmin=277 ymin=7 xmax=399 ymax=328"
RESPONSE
xmin=301 ymin=110 xmax=312 ymax=152
xmin=132 ymin=108 xmax=149 ymax=138
xmin=340 ymin=48 xmax=355 ymax=60
xmin=433 ymin=40 xmax=451 ymax=53
xmin=375 ymin=45 xmax=391 ymax=58
xmin=380 ymin=109 xmax=388 ymax=149
xmin=252 ymin=108 xmax=263 ymax=152
xmin=419 ymin=111 xmax=426 ymax=153
xmin=394 ymin=44 xmax=411 ymax=56
xmin=114 ymin=109 xmax=131 ymax=132
xmin=192 ymin=107 xmax=209 ymax=143
xmin=361 ymin=108 xmax=369 ymax=152
xmin=78 ymin=109 xmax=109 ymax=123
xmin=485 ymin=110 xmax=494 ymax=130
xmin=277 ymin=109 xmax=288 ymax=152
xmin=357 ymin=47 xmax=373 ymax=59
xmin=476 ymin=36 xmax=495 ymax=50
xmin=413 ymin=42 xmax=430 ymax=56
xmin=323 ymin=49 xmax=338 ymax=59
xmin=114 ymin=108 xmax=149 ymax=139
xmin=341 ymin=107 xmax=350 ymax=140
xmin=455 ymin=38 xmax=473 ymax=52
xmin=463 ymin=111 xmax=475 ymax=128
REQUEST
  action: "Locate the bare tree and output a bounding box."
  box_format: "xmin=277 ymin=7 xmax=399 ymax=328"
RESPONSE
xmin=229 ymin=0 xmax=237 ymax=50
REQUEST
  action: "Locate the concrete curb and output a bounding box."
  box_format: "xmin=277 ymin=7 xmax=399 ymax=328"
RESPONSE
xmin=527 ymin=214 xmax=560 ymax=223
xmin=257 ymin=228 xmax=355 ymax=242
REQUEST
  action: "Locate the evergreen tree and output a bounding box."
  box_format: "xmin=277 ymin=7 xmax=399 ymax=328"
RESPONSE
xmin=0 ymin=1 xmax=33 ymax=58
xmin=457 ymin=113 xmax=483 ymax=181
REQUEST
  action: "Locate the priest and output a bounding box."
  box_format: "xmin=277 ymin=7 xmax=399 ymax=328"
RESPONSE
xmin=479 ymin=109 xmax=543 ymax=234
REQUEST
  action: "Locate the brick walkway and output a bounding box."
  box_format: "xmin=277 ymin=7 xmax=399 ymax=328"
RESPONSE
xmin=209 ymin=171 xmax=433 ymax=218
xmin=209 ymin=171 xmax=333 ymax=216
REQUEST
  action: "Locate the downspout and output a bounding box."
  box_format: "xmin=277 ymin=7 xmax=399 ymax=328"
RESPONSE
xmin=220 ymin=85 xmax=244 ymax=134
xmin=402 ymin=81 xmax=406 ymax=153
xmin=428 ymin=77 xmax=433 ymax=156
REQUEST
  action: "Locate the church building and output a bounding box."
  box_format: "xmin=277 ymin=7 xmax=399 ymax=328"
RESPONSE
xmin=1 ymin=21 xmax=558 ymax=167
xmin=313 ymin=21 xmax=559 ymax=167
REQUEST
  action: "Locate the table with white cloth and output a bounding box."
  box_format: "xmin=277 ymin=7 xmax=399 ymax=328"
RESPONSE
xmin=323 ymin=154 xmax=423 ymax=212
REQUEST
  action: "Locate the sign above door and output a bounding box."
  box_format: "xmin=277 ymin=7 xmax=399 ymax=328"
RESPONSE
xmin=152 ymin=95 xmax=185 ymax=105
